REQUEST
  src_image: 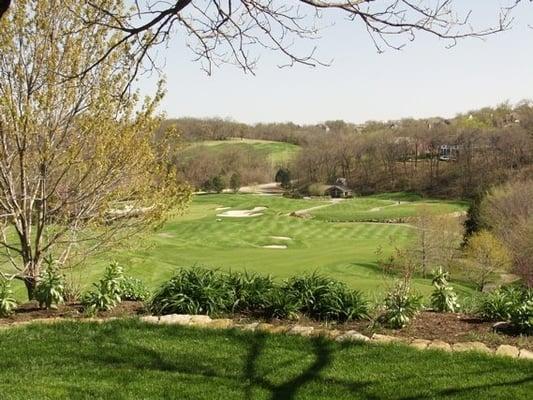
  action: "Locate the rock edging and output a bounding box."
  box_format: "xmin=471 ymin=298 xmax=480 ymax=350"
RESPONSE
xmin=140 ymin=314 xmax=533 ymax=361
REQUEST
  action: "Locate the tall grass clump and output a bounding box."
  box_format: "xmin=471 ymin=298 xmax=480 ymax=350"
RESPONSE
xmin=379 ymin=280 xmax=423 ymax=329
xmin=150 ymin=268 xmax=233 ymax=316
xmin=150 ymin=267 xmax=369 ymax=322
xmin=0 ymin=278 xmax=17 ymax=317
xmin=283 ymin=273 xmax=368 ymax=322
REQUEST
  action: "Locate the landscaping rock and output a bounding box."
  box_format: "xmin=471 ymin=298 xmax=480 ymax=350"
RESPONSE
xmin=288 ymin=325 xmax=314 ymax=336
xmin=241 ymin=322 xmax=259 ymax=332
xmin=313 ymin=329 xmax=341 ymax=339
xmin=188 ymin=315 xmax=212 ymax=326
xmin=495 ymin=345 xmax=520 ymax=358
xmin=452 ymin=342 xmax=492 ymax=354
xmin=427 ymin=340 xmax=452 ymax=352
xmin=140 ymin=315 xmax=192 ymax=325
xmin=255 ymin=323 xmax=287 ymax=333
xmin=336 ymin=330 xmax=369 ymax=343
xmin=371 ymin=334 xmax=405 ymax=344
xmin=518 ymin=349 xmax=533 ymax=360
xmin=409 ymin=339 xmax=431 ymax=350
xmin=208 ymin=319 xmax=234 ymax=329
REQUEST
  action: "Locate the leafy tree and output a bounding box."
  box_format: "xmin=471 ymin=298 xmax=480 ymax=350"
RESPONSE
xmin=466 ymin=230 xmax=512 ymax=292
xmin=229 ymin=173 xmax=241 ymax=193
xmin=0 ymin=1 xmax=190 ymax=300
xmin=1 ymin=1 xmax=515 ymax=77
xmin=211 ymin=176 xmax=225 ymax=193
xmin=275 ymin=168 xmax=292 ymax=189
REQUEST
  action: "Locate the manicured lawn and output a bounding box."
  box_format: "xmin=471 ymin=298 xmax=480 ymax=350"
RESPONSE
xmin=0 ymin=320 xmax=531 ymax=399
xmin=86 ymin=194 xmax=470 ymax=298
xmin=311 ymin=197 xmax=468 ymax=222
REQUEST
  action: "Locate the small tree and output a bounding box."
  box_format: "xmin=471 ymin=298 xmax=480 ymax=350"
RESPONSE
xmin=0 ymin=1 xmax=190 ymax=300
xmin=275 ymin=168 xmax=292 ymax=189
xmin=229 ymin=173 xmax=241 ymax=193
xmin=466 ymin=230 xmax=512 ymax=292
xmin=211 ymin=176 xmax=225 ymax=193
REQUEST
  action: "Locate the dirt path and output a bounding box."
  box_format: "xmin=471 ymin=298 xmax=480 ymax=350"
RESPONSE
xmin=290 ymin=199 xmax=344 ymax=216
xmin=368 ymin=201 xmax=408 ymax=212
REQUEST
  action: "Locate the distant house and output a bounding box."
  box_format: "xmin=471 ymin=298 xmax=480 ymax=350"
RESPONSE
xmin=325 ymin=179 xmax=353 ymax=198
xmin=439 ymin=144 xmax=460 ymax=161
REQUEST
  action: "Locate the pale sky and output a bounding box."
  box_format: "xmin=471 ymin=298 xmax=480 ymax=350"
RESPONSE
xmin=137 ymin=1 xmax=533 ymax=125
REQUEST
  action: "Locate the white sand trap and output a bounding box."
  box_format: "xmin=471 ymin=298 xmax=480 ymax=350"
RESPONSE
xmin=271 ymin=236 xmax=292 ymax=241
xmin=215 ymin=207 xmax=231 ymax=211
xmin=217 ymin=207 xmax=267 ymax=218
xmin=262 ymin=244 xmax=287 ymax=249
xmin=157 ymin=232 xmax=174 ymax=238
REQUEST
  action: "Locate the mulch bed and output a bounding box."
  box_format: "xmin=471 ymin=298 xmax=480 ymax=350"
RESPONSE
xmin=2 ymin=304 xmax=531 ymax=351
xmin=0 ymin=301 xmax=145 ymax=325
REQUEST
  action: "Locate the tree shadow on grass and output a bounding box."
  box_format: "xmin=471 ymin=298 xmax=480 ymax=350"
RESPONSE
xmin=74 ymin=323 xmax=533 ymax=400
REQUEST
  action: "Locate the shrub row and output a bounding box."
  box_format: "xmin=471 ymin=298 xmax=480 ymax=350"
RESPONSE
xmin=150 ymin=268 xmax=369 ymax=323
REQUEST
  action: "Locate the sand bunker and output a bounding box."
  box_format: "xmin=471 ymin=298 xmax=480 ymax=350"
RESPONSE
xmin=215 ymin=207 xmax=231 ymax=211
xmin=217 ymin=207 xmax=267 ymax=218
xmin=271 ymin=236 xmax=292 ymax=241
xmin=262 ymin=245 xmax=287 ymax=249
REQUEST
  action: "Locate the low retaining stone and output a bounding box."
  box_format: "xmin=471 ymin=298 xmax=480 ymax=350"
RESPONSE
xmin=452 ymin=342 xmax=492 ymax=354
xmin=288 ymin=325 xmax=314 ymax=336
xmin=519 ymin=349 xmax=533 ymax=360
xmin=336 ymin=330 xmax=369 ymax=343
xmin=409 ymin=339 xmax=431 ymax=350
xmin=496 ymin=345 xmax=520 ymax=358
xmin=427 ymin=340 xmax=452 ymax=352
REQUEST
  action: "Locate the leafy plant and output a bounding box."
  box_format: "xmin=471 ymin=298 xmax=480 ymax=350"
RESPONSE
xmin=35 ymin=264 xmax=65 ymax=310
xmin=430 ymin=267 xmax=460 ymax=313
xmin=226 ymin=271 xmax=275 ymax=314
xmin=121 ymin=277 xmax=150 ymax=302
xmin=380 ymin=280 xmax=423 ymax=329
xmin=478 ymin=286 xmax=533 ymax=333
xmin=283 ymin=273 xmax=368 ymax=322
xmin=478 ymin=286 xmax=522 ymax=321
xmin=0 ymin=278 xmax=17 ymax=317
xmin=150 ymin=267 xmax=232 ymax=316
xmin=82 ymin=262 xmax=125 ymax=312
xmin=263 ymin=287 xmax=301 ymax=320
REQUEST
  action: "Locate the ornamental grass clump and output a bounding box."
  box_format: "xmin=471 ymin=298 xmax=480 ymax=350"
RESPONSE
xmin=430 ymin=267 xmax=460 ymax=313
xmin=150 ymin=267 xmax=233 ymax=316
xmin=283 ymin=273 xmax=368 ymax=322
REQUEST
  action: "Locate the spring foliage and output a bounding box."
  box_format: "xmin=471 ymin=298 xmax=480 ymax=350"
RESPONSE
xmin=0 ymin=0 xmax=190 ymax=299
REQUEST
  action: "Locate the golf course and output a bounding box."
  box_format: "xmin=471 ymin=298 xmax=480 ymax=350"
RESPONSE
xmin=80 ymin=192 xmax=471 ymax=298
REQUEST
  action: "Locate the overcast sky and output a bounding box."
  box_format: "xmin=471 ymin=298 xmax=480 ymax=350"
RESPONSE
xmin=137 ymin=1 xmax=533 ymax=125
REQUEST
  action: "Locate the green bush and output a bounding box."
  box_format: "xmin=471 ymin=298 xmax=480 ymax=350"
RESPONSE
xmin=263 ymin=287 xmax=301 ymax=320
xmin=226 ymin=271 xmax=275 ymax=314
xmin=150 ymin=268 xmax=370 ymax=323
xmin=121 ymin=277 xmax=150 ymax=302
xmin=0 ymin=278 xmax=17 ymax=317
xmin=35 ymin=266 xmax=65 ymax=309
xmin=82 ymin=263 xmax=125 ymax=312
xmin=479 ymin=286 xmax=533 ymax=333
xmin=478 ymin=286 xmax=522 ymax=321
xmin=380 ymin=280 xmax=423 ymax=329
xmin=430 ymin=267 xmax=460 ymax=313
xmin=284 ymin=273 xmax=368 ymax=322
xmin=150 ymin=268 xmax=232 ymax=316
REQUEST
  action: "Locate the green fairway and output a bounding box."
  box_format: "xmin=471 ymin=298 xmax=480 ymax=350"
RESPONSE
xmin=81 ymin=193 xmax=471 ymax=299
xmin=188 ymin=138 xmax=300 ymax=165
xmin=0 ymin=320 xmax=530 ymax=399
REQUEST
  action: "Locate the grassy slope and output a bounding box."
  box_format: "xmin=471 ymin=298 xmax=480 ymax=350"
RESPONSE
xmin=84 ymin=194 xmax=470 ymax=299
xmin=188 ymin=138 xmax=301 ymax=166
xmin=0 ymin=320 xmax=531 ymax=399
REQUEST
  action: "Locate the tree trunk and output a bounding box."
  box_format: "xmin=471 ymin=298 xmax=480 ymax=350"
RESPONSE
xmin=24 ymin=277 xmax=38 ymax=300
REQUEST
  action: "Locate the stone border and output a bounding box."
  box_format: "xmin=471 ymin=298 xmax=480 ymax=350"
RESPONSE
xmin=140 ymin=314 xmax=533 ymax=361
xmin=2 ymin=314 xmax=531 ymax=361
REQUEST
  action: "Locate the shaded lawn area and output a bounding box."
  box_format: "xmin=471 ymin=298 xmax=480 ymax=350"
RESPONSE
xmin=0 ymin=320 xmax=531 ymax=399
